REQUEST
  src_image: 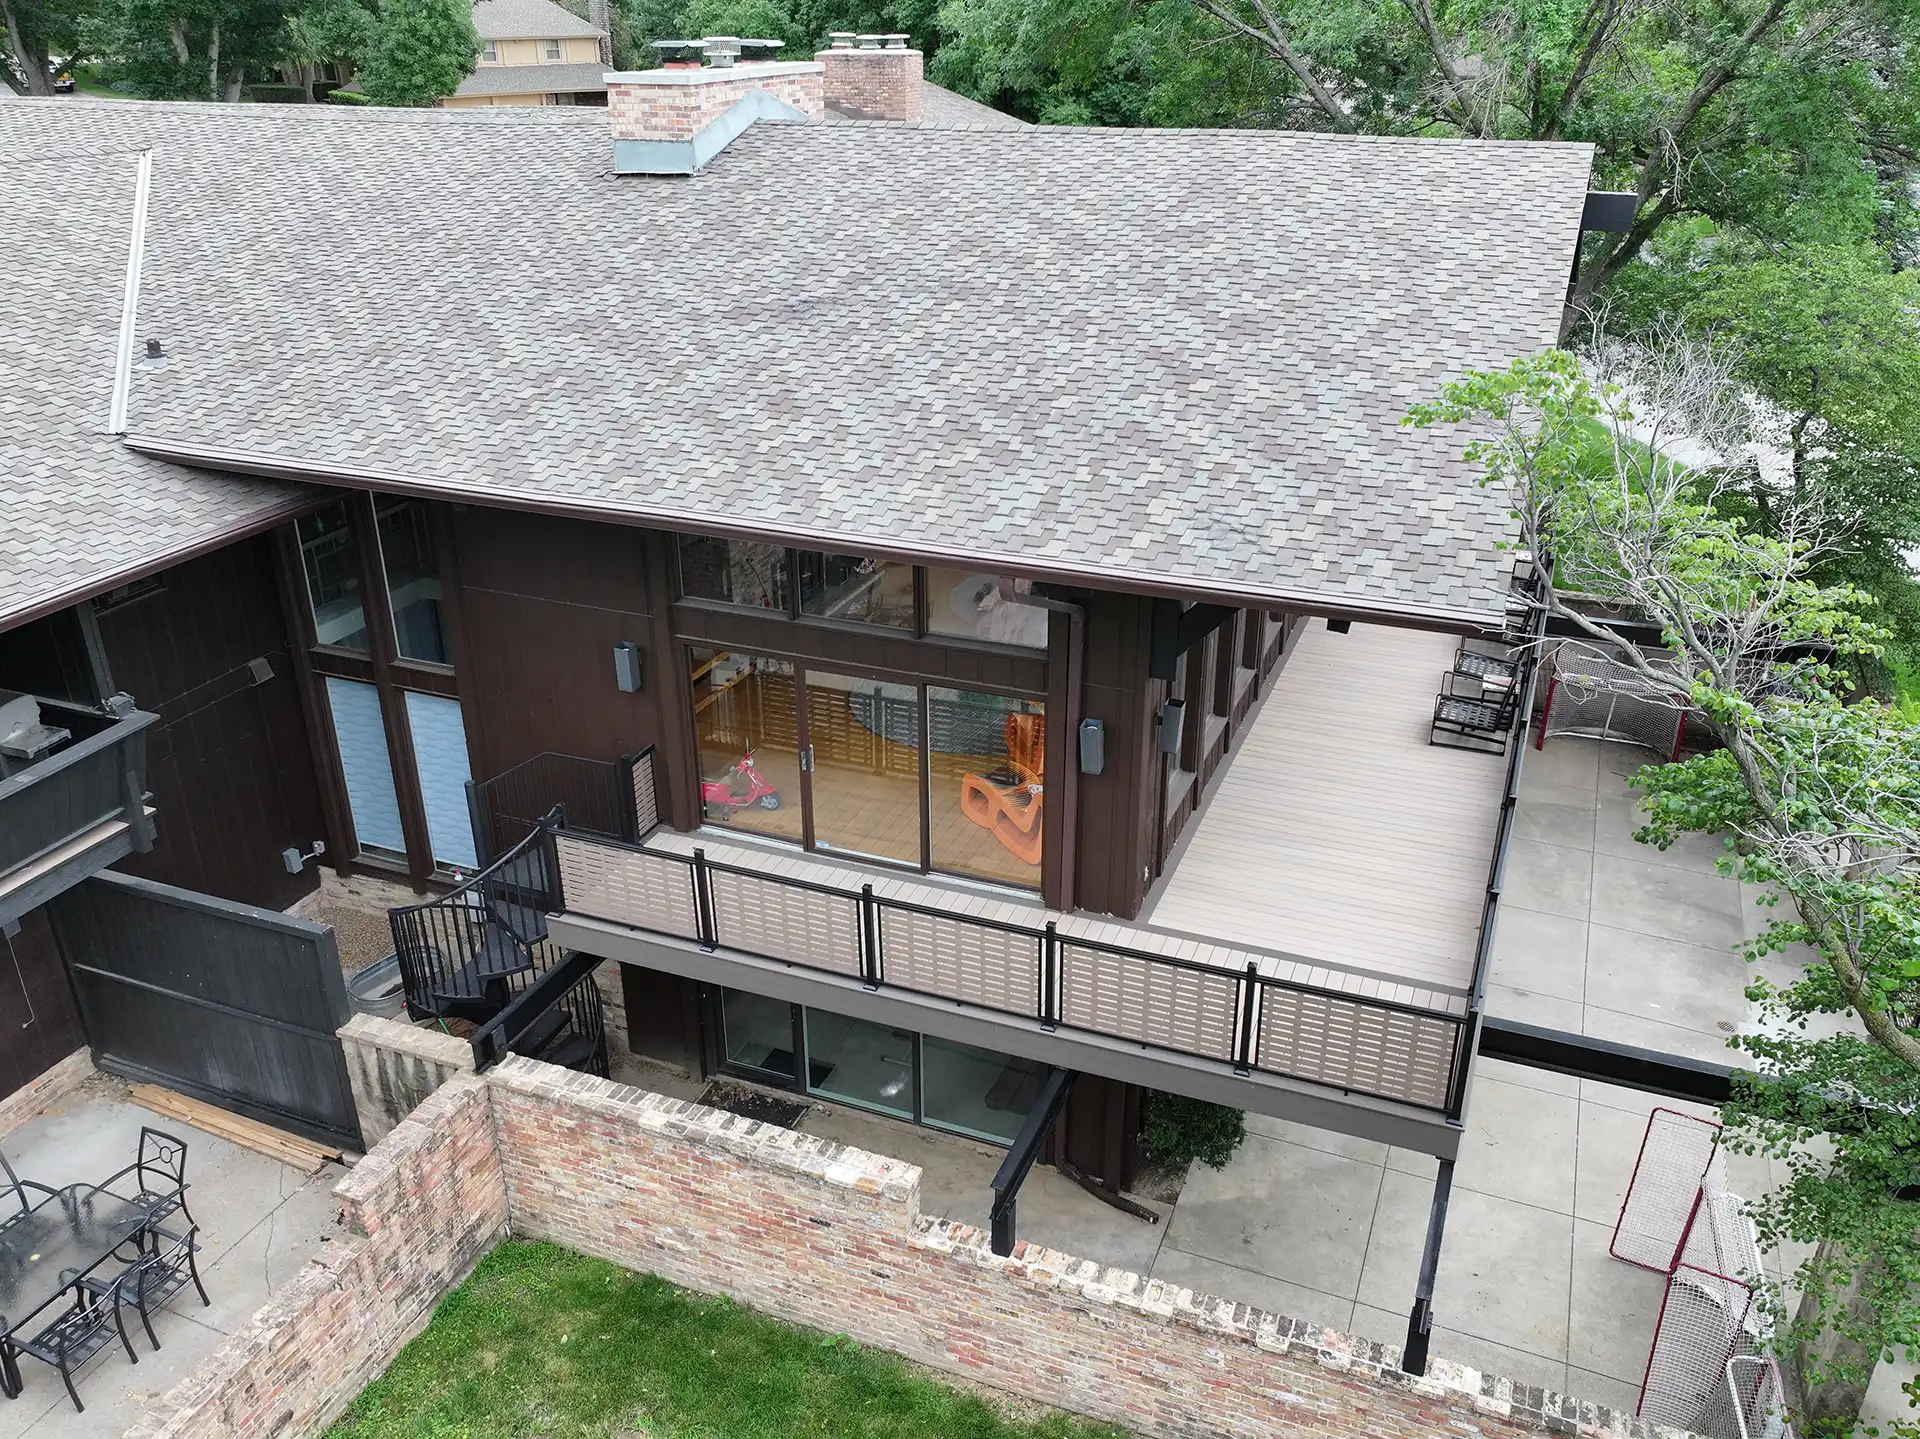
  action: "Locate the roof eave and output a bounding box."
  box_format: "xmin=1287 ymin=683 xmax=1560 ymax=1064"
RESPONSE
xmin=123 ymin=434 xmax=1511 ymax=635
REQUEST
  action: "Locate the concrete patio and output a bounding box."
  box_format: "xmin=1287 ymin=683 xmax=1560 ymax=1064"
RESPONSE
xmin=0 ymin=1080 xmax=341 ymax=1439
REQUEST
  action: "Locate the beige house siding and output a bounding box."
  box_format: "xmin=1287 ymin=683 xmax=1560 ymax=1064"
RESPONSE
xmin=477 ymin=36 xmax=600 ymax=66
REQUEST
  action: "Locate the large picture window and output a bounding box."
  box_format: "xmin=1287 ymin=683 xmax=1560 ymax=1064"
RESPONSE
xmin=297 ymin=501 xmax=370 ymax=652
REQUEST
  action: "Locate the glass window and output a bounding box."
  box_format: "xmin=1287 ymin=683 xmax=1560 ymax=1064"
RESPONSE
xmin=804 ymin=1009 xmax=913 ymax=1120
xmin=929 ymin=689 xmax=1043 ymax=887
xmin=922 ymin=568 xmax=1049 ymax=649
xmin=805 ymin=671 xmax=923 ymax=866
xmin=480 ymin=38 xmax=498 ymax=60
xmin=403 ymin=691 xmax=476 ymax=870
xmin=324 ymin=677 xmax=405 ymax=860
xmin=297 ymin=501 xmax=370 ymax=652
xmin=796 ymin=553 xmax=913 ymax=629
xmin=543 ymin=37 xmax=561 ymax=58
xmin=376 ymin=499 xmax=449 ymax=665
xmin=689 ymin=648 xmax=801 ymax=844
xmin=721 ymin=989 xmax=797 ymax=1081
xmin=677 ymin=534 xmax=790 ymax=611
xmin=923 ymin=1035 xmax=1045 ymax=1143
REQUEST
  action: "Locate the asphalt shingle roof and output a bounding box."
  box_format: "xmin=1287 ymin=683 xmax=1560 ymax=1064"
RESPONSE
xmin=472 ymin=0 xmax=605 ymax=40
xmin=0 ymin=135 xmax=311 ymax=633
xmin=454 ymin=61 xmax=608 ymax=97
xmin=826 ymin=81 xmax=1029 ymax=130
xmin=1 ymin=100 xmax=1591 ymax=626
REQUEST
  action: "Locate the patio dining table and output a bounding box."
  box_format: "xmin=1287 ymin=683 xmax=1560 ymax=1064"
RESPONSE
xmin=0 ymin=1186 xmax=155 ymax=1398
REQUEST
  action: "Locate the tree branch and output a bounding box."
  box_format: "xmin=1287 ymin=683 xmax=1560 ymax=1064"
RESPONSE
xmin=1186 ymin=0 xmax=1360 ymax=131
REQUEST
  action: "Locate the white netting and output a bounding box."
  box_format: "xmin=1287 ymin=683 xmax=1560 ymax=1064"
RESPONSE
xmin=1707 ymin=1356 xmax=1796 ymax=1439
xmin=1611 ymin=1107 xmax=1725 ymax=1272
xmin=1541 ymin=641 xmax=1689 ymax=757
xmin=1638 ymin=1177 xmax=1772 ymax=1436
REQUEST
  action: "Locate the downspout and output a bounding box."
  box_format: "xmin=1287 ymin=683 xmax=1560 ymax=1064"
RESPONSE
xmin=107 ymin=148 xmax=154 ymax=437
xmin=999 ymin=581 xmax=1084 ymax=914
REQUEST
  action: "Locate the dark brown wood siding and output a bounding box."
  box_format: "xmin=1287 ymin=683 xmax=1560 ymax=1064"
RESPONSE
xmin=0 ymin=906 xmax=86 ymax=1099
xmin=447 ymin=508 xmax=666 ymax=781
xmin=1072 ymin=591 xmax=1159 ymax=918
xmin=97 ymin=537 xmax=327 ymax=911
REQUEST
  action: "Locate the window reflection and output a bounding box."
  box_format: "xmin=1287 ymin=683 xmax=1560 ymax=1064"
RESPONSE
xmin=297 ymin=500 xmax=369 ymax=652
xmin=796 ymin=553 xmax=913 ymax=629
xmin=923 ymin=569 xmax=1049 ymax=649
xmin=932 ymin=689 xmax=1044 ymax=887
xmin=376 ymin=500 xmax=448 ymax=664
xmin=678 ymin=534 xmax=790 ymax=611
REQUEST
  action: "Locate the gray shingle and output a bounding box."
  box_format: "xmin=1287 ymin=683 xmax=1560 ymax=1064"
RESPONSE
xmin=454 ymin=62 xmax=608 ymax=98
xmin=0 ymin=132 xmax=311 ymax=632
xmin=473 ymin=0 xmax=605 ymax=40
xmin=1 ymin=100 xmax=1592 ymax=627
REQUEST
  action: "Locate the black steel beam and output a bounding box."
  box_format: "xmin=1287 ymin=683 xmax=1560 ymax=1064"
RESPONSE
xmin=1478 ymin=1016 xmax=1734 ymax=1105
xmin=1149 ymin=600 xmax=1239 ymax=681
xmin=989 ymin=1067 xmax=1076 ymax=1257
xmin=1401 ymin=1157 xmax=1453 ymax=1376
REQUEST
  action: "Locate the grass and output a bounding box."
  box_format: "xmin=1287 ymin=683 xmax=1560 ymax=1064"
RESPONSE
xmin=329 ymin=1241 xmax=1129 ymax=1439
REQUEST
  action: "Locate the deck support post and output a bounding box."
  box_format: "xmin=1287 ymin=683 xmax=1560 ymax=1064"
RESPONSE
xmin=1402 ymin=1156 xmax=1454 ymax=1376
xmin=989 ymin=1067 xmax=1076 ymax=1257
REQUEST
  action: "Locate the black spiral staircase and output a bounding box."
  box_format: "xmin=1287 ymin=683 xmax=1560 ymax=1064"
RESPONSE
xmin=388 ymin=816 xmax=609 ymax=1078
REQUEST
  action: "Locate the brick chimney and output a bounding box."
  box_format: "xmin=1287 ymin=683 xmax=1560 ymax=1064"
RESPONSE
xmin=816 ymin=33 xmax=924 ymax=124
xmin=606 ymin=39 xmax=825 ymax=173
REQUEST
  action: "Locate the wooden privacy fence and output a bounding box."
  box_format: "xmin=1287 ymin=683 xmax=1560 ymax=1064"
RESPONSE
xmin=552 ymin=828 xmax=1472 ymax=1114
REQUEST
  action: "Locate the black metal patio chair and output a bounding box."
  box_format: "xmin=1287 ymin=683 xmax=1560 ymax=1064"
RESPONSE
xmin=6 ymin=1277 xmax=139 ymax=1413
xmin=79 ymin=1224 xmax=209 ymax=1356
xmin=96 ymin=1129 xmax=194 ymax=1230
xmin=1431 ymin=670 xmax=1523 ymax=755
xmin=0 ymin=1151 xmax=59 ymax=1225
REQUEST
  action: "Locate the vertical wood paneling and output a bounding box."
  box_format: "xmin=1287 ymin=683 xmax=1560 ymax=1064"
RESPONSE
xmin=96 ymin=535 xmax=327 ymax=911
xmin=0 ymin=905 xmax=86 ymax=1098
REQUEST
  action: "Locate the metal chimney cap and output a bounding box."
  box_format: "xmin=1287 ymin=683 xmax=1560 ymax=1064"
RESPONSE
xmin=827 ymin=31 xmax=856 ymax=47
xmin=882 ymin=32 xmax=910 ymax=48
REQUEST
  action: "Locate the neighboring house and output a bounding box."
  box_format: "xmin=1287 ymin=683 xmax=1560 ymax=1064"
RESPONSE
xmin=0 ymin=57 xmax=1597 ymax=1368
xmin=446 ymin=0 xmax=610 ymax=108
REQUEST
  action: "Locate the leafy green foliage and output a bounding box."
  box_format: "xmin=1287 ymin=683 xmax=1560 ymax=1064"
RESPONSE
xmin=1411 ymin=346 xmax=1920 ymax=1435
xmin=1140 ymin=1091 xmax=1246 ymax=1170
xmin=355 ymin=0 xmax=474 ymax=106
xmin=329 ymin=1240 xmax=1129 ymax=1438
xmin=88 ymin=0 xmax=300 ymax=99
xmin=0 ymin=0 xmax=99 ymax=94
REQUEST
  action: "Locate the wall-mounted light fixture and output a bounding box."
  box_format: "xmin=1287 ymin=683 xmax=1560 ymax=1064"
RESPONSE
xmin=1155 ymin=699 xmax=1185 ymax=755
xmin=1326 ymin=618 xmax=1352 ymax=634
xmin=1077 ymin=717 xmax=1105 ymax=775
xmin=281 ymin=839 xmax=327 ymax=875
xmin=613 ymin=642 xmax=644 ymax=694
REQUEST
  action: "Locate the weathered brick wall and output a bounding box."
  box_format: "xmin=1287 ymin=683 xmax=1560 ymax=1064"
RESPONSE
xmin=338 ymin=1012 xmax=475 ymax=1150
xmin=123 ymin=1075 xmax=507 ymax=1439
xmin=0 ymin=1047 xmax=92 ymax=1140
xmin=607 ymin=64 xmax=825 ymax=141
xmin=487 ymin=1058 xmax=1676 ymax=1439
xmin=817 ymin=46 xmax=925 ymax=123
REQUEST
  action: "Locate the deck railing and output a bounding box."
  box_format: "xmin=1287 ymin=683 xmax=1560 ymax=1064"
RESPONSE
xmin=551 ymin=826 xmax=1473 ymax=1113
xmin=0 ymin=703 xmax=157 ymax=880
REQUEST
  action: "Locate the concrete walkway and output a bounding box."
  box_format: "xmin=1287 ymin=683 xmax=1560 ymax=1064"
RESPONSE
xmin=0 ymin=1082 xmax=341 ymax=1439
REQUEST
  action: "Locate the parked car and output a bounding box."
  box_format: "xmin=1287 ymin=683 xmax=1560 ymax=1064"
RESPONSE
xmin=52 ymin=64 xmax=76 ymax=93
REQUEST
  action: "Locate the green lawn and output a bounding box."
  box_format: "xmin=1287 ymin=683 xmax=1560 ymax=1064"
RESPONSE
xmin=329 ymin=1241 xmax=1129 ymax=1439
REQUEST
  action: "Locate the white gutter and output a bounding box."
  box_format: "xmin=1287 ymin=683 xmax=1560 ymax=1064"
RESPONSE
xmin=107 ymin=147 xmax=154 ymax=437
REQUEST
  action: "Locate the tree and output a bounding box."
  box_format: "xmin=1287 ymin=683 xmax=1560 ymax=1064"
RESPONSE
xmin=1 ymin=0 xmax=96 ymax=95
xmin=356 ymin=0 xmax=476 ymax=106
xmin=279 ymin=0 xmax=376 ymax=96
xmin=1407 ymin=339 xmax=1920 ymax=1436
xmin=91 ymin=0 xmax=298 ymax=99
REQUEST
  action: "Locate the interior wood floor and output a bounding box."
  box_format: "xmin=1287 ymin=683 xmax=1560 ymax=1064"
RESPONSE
xmin=1145 ymin=621 xmax=1504 ymax=992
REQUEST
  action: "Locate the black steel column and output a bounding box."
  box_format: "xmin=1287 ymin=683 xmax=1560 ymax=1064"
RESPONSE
xmin=1402 ymin=1157 xmax=1454 ymax=1376
xmin=989 ymin=1067 xmax=1076 ymax=1257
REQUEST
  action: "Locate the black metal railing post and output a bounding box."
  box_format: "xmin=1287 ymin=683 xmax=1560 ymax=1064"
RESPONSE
xmin=860 ymin=884 xmax=879 ymax=989
xmin=616 ymin=753 xmax=641 ymax=843
xmin=692 ymin=847 xmax=717 ymax=950
xmin=1401 ymin=1156 xmax=1454 ymax=1376
xmin=1040 ymin=922 xmax=1059 ymax=1030
xmin=1234 ymin=962 xmax=1259 ymax=1075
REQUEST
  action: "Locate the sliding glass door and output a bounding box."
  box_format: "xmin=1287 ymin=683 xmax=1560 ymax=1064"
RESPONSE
xmin=685 ymin=650 xmax=1045 ymax=889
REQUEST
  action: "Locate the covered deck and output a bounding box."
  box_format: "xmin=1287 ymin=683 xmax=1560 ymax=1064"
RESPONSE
xmin=1148 ymin=621 xmax=1508 ymax=995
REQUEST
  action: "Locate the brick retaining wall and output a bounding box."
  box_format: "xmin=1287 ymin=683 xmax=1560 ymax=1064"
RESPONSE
xmin=129 ymin=1051 xmax=1685 ymax=1439
xmin=123 ymin=1076 xmax=507 ymax=1439
xmin=0 ymin=1047 xmax=92 ymax=1139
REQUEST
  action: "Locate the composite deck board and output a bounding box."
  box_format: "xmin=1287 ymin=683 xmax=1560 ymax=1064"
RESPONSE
xmin=1146 ymin=621 xmax=1502 ymax=993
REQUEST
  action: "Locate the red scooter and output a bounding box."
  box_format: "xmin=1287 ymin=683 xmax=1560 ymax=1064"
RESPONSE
xmin=702 ymin=748 xmax=781 ymax=813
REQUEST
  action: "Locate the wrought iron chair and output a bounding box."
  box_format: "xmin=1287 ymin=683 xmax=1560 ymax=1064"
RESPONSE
xmin=80 ymin=1224 xmax=209 ymax=1356
xmin=96 ymin=1129 xmax=194 ymax=1229
xmin=1431 ymin=670 xmax=1524 ymax=755
xmin=0 ymin=1150 xmax=59 ymax=1223
xmin=6 ymin=1276 xmax=139 ymax=1413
